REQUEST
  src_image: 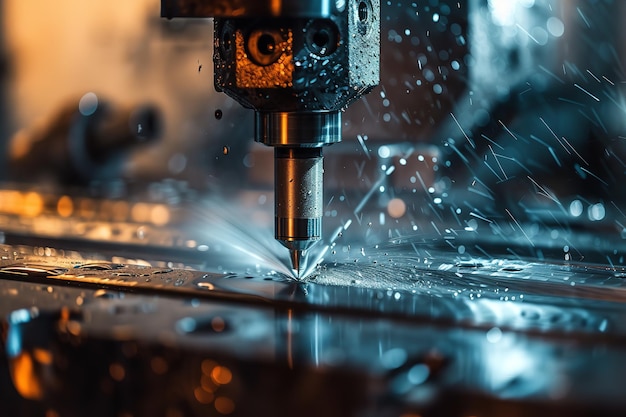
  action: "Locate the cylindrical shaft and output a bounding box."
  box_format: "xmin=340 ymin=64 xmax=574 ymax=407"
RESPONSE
xmin=274 ymin=147 xmax=323 ymax=275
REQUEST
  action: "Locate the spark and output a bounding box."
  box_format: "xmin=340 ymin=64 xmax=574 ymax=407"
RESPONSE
xmin=540 ymin=117 xmax=573 ymax=156
xmin=526 ymin=176 xmax=561 ymax=206
xmin=414 ymin=170 xmax=432 ymax=200
xmin=450 ymin=112 xmax=475 ymax=148
xmin=506 ymin=247 xmax=523 ymax=260
xmin=539 ymin=65 xmax=565 ymax=84
xmin=469 ymin=211 xmax=493 ymax=224
xmin=606 ymin=255 xmax=616 ymax=270
xmin=602 ymin=75 xmax=615 ymax=85
xmin=427 ymin=203 xmax=444 ymax=222
xmin=519 ymin=87 xmax=532 ymax=96
xmin=491 ymin=154 xmax=532 ymax=174
xmin=481 ymin=134 xmax=504 ymax=150
xmin=354 ymin=176 xmax=386 ymax=215
xmin=608 ymin=149 xmax=626 ymax=168
xmin=467 ymin=186 xmax=495 ymax=201
xmin=579 ymin=166 xmax=609 ymax=186
xmin=498 ymin=120 xmax=518 ymax=141
xmin=548 ymin=147 xmax=562 ymax=167
xmin=561 ymin=136 xmax=589 ymax=166
xmin=489 ymin=144 xmax=508 ymax=179
xmin=356 ymin=134 xmax=371 ymax=159
xmin=539 ymin=117 xmax=559 ymax=141
xmin=516 ymin=24 xmax=539 ymax=44
xmin=474 ymin=245 xmax=492 ymax=259
xmin=446 ymin=140 xmax=470 ymax=164
xmin=360 ymin=95 xmax=376 ymax=119
xmin=530 ymin=134 xmax=561 ymax=167
xmin=430 ymin=221 xmax=442 ymax=236
xmin=577 ymin=7 xmax=591 ymax=28
xmin=468 ymin=176 xmax=495 ymax=200
xmin=483 ymin=160 xmax=504 ymax=182
xmin=602 ymin=90 xmax=626 ymax=113
xmin=592 ymin=107 xmax=608 ymax=133
xmin=445 ymin=240 xmax=456 ymax=250
xmin=558 ymin=97 xmax=585 ymax=107
xmin=586 ymin=69 xmax=601 ymax=83
xmin=505 ymin=208 xmax=535 ymax=247
xmin=401 ymin=111 xmax=412 ymax=124
xmin=574 ymin=83 xmax=600 ymax=102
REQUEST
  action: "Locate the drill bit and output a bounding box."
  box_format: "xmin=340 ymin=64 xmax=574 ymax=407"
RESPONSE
xmin=275 ymin=147 xmax=323 ymax=278
xmin=289 ymin=249 xmax=303 ymax=278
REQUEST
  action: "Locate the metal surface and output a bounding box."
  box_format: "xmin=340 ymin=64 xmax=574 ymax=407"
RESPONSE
xmin=274 ymin=147 xmax=323 ymax=276
xmin=255 ymin=112 xmax=341 ymax=147
xmin=161 ymin=0 xmax=336 ymax=18
xmin=3 ymin=240 xmax=626 ymax=416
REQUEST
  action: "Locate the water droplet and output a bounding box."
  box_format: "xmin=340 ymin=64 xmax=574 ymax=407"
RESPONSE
xmin=215 ymin=109 xmax=223 ymax=120
xmin=486 ymin=327 xmax=502 ymax=343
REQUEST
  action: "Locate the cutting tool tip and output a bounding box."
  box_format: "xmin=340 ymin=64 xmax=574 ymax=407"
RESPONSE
xmin=289 ymin=249 xmax=303 ymax=278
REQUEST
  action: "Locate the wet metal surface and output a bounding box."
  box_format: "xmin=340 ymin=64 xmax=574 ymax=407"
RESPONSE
xmin=2 ymin=242 xmax=626 ymax=416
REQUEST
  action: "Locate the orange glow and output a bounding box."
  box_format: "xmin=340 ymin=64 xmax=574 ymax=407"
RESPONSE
xmin=194 ymin=386 xmax=214 ymax=404
xmin=214 ymin=397 xmax=235 ymax=415
xmin=112 ymin=201 xmax=130 ymax=221
xmin=151 ymin=356 xmax=169 ymax=375
xmin=201 ymin=374 xmax=217 ymax=392
xmin=387 ymin=197 xmax=407 ymax=218
xmin=280 ymin=112 xmax=289 ymax=144
xmin=270 ymin=0 xmax=281 ymax=16
xmin=0 ymin=190 xmax=22 ymax=213
xmin=150 ymin=204 xmax=171 ymax=226
xmin=22 ymin=192 xmax=43 ymax=217
xmin=109 ymin=362 xmax=126 ymax=381
xmin=201 ymin=359 xmax=217 ymax=375
xmin=33 ymin=348 xmax=53 ymax=365
xmin=60 ymin=306 xmax=70 ymax=321
xmin=131 ymin=202 xmax=150 ymax=223
xmin=78 ymin=198 xmax=96 ymax=219
xmin=65 ymin=320 xmax=82 ymax=336
xmin=10 ymin=353 xmax=43 ymax=400
xmin=211 ymin=366 xmax=232 ymax=385
xmin=57 ymin=195 xmax=73 ymax=217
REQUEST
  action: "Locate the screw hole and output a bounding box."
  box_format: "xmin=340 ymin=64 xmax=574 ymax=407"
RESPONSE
xmin=313 ymin=30 xmax=331 ymax=49
xmin=246 ymin=29 xmax=283 ymax=66
xmin=257 ymin=34 xmax=276 ymax=56
xmin=358 ymin=1 xmax=368 ymax=22
xmin=306 ymin=20 xmax=339 ymax=56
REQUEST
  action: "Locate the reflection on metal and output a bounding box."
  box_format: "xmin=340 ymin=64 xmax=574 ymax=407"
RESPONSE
xmin=161 ymin=0 xmax=334 ymax=18
xmin=10 ymin=352 xmax=43 ymax=400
